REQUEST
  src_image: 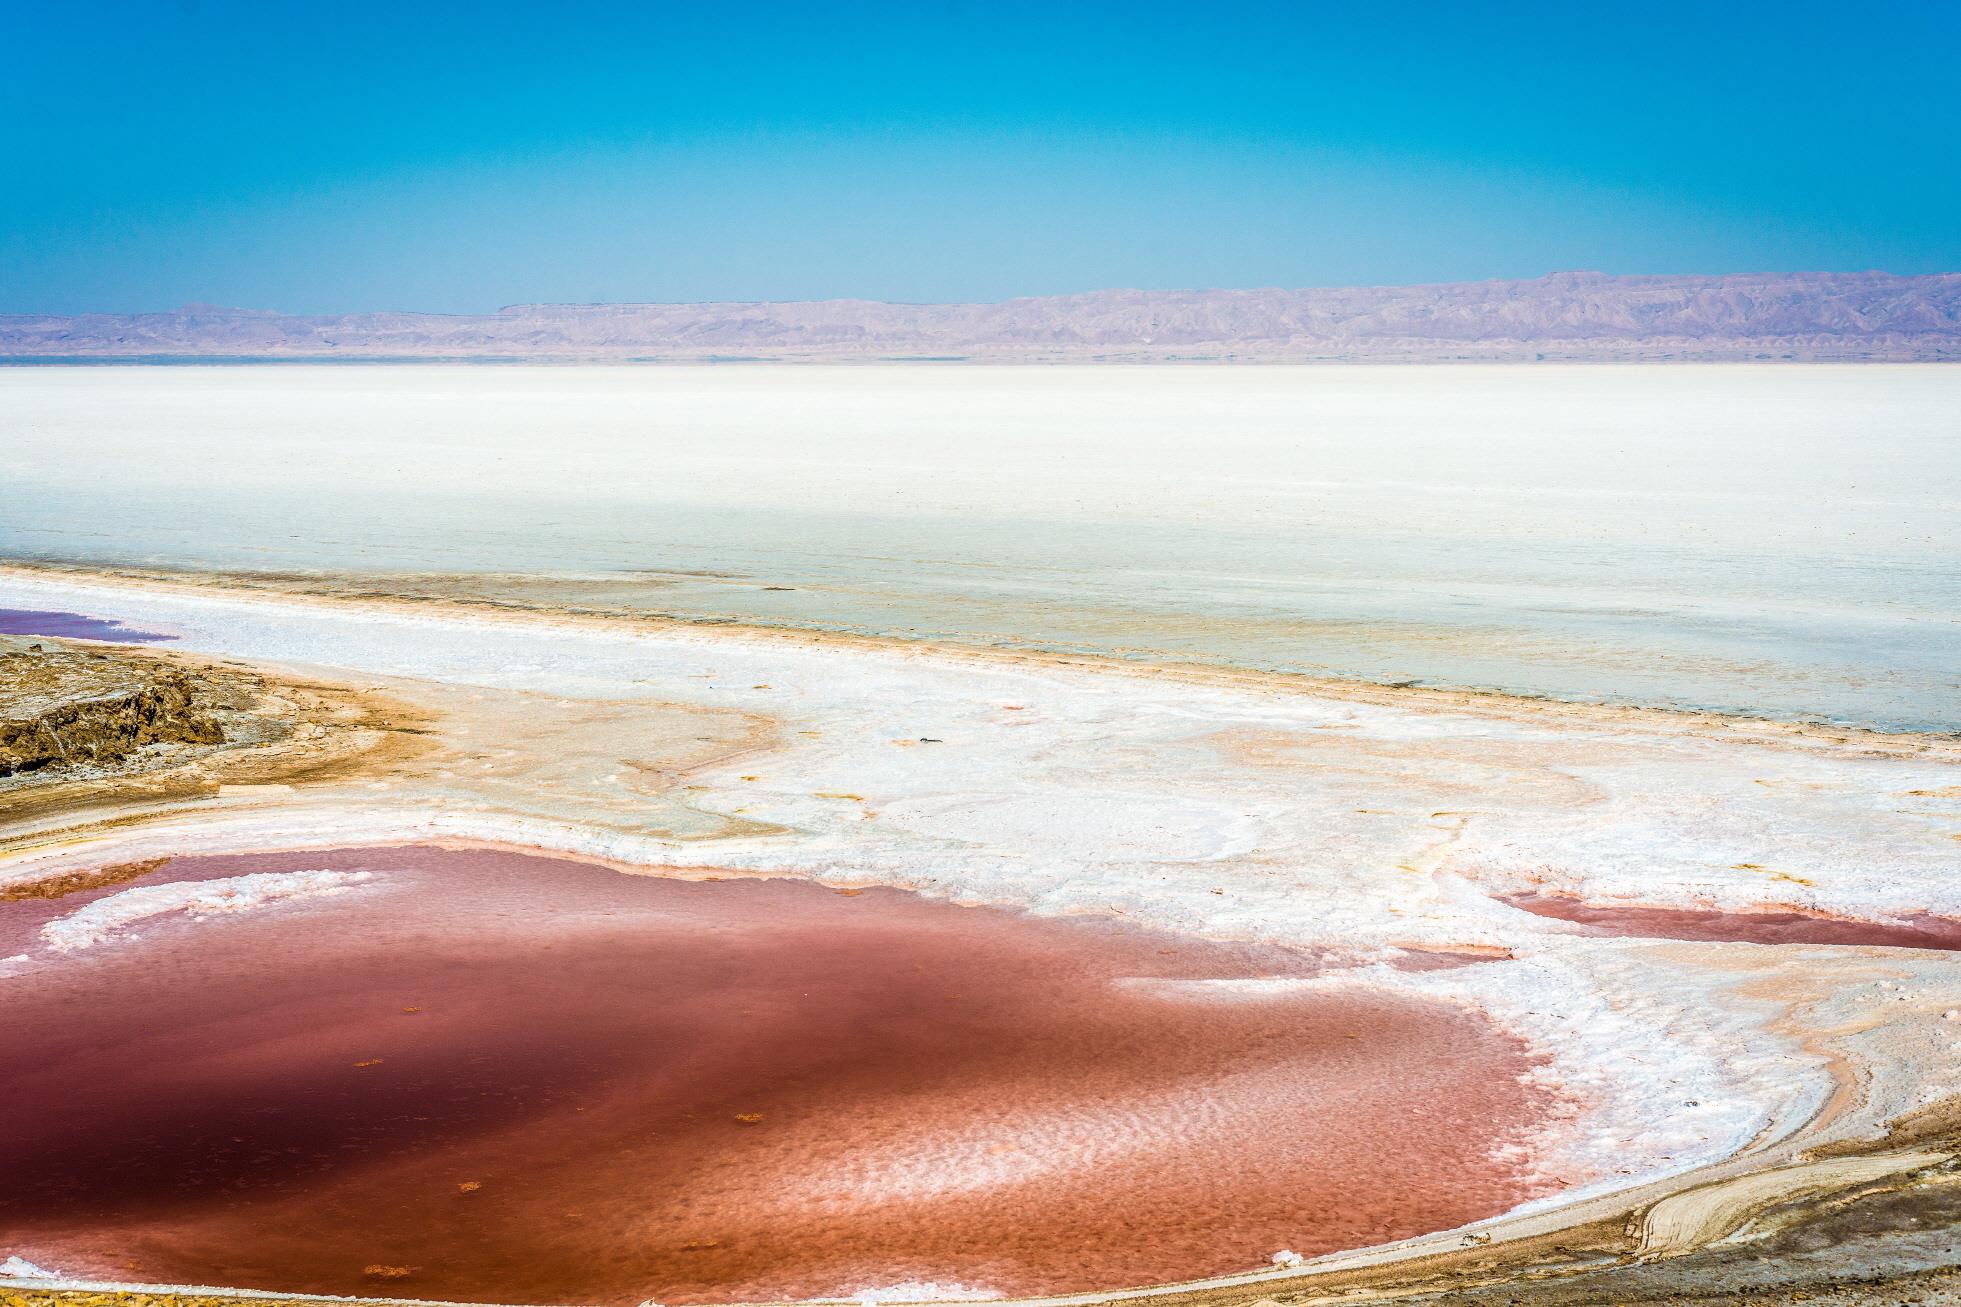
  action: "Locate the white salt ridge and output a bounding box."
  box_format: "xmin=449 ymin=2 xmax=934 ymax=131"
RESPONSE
xmin=1118 ymin=976 xmax=1339 ymax=1000
xmin=40 ymin=870 xmax=378 ymax=952
xmin=0 ymin=1257 xmax=58 ymax=1280
xmin=839 ymin=1282 xmax=1003 ymax=1303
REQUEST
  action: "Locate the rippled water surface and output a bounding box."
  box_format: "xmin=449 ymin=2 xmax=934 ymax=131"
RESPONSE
xmin=0 ymin=846 xmax=1553 ymax=1304
xmin=3 ymin=364 xmax=1955 ymax=729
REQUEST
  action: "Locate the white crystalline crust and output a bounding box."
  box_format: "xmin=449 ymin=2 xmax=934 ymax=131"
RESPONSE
xmin=3 ymin=569 xmax=1959 ymax=1233
xmin=39 ymin=870 xmax=378 ymax=952
xmin=840 ymin=1284 xmax=1003 ymax=1303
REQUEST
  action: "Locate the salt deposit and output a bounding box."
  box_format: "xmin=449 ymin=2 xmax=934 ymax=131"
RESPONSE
xmin=3 ymin=566 xmax=1959 ymax=1297
xmin=37 ymin=869 xmax=377 ymax=951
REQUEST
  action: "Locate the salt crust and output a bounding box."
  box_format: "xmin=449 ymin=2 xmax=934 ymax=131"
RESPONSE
xmin=4 ymin=571 xmax=1959 ymax=1227
xmin=40 ymin=870 xmax=377 ymax=952
xmin=840 ymin=1284 xmax=1003 ymax=1303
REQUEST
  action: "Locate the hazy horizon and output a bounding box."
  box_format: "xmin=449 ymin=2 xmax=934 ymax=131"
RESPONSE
xmin=13 ymin=266 xmax=1957 ymax=320
xmin=10 ymin=270 xmax=1955 ymax=363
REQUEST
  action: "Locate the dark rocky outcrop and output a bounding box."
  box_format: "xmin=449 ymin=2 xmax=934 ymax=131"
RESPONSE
xmin=0 ymin=645 xmax=224 ymax=777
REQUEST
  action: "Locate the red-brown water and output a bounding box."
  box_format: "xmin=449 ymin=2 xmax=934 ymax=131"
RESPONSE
xmin=2 ymin=846 xmax=1559 ymax=1305
xmin=1502 ymin=892 xmax=1961 ymax=950
xmin=0 ymin=607 xmax=174 ymax=642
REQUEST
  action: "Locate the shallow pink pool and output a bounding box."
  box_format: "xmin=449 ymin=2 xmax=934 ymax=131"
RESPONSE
xmin=2 ymin=846 xmax=1559 ymax=1305
xmin=1501 ymin=891 xmax=1961 ymax=950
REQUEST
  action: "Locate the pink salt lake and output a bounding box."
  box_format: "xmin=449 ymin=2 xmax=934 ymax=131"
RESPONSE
xmin=1 ymin=847 xmax=1559 ymax=1305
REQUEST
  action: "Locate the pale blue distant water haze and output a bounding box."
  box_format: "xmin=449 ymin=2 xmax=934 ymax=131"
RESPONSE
xmin=2 ymin=364 xmax=1956 ymax=733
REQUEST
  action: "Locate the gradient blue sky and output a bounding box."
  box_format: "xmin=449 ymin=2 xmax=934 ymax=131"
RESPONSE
xmin=6 ymin=0 xmax=1958 ymax=313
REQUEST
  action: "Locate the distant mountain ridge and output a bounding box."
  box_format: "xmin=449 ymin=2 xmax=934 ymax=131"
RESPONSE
xmin=6 ymin=271 xmax=1958 ymax=361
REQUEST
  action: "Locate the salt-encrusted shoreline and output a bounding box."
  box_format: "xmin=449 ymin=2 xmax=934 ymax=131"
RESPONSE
xmin=9 ymin=558 xmax=1957 ymax=758
xmin=2 ymin=563 xmax=1959 ymax=1305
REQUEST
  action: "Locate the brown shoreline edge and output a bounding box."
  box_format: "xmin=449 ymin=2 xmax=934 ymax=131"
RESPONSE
xmin=3 ymin=562 xmax=1960 ymax=1307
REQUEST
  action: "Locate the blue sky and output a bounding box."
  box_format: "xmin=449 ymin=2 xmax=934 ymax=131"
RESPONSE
xmin=5 ymin=1 xmax=1958 ymax=312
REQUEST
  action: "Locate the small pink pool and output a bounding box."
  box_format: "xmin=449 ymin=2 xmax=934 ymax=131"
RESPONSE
xmin=2 ymin=846 xmax=1560 ymax=1305
xmin=1501 ymin=891 xmax=1961 ymax=950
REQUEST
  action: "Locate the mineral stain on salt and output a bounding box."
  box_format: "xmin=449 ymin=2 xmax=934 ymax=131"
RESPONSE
xmin=1 ymin=846 xmax=1562 ymax=1305
xmin=0 ymin=608 xmax=174 ymax=643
